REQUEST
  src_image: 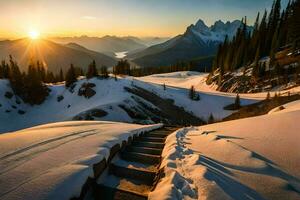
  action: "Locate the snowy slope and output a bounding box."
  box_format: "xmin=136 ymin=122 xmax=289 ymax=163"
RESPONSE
xmin=138 ymin=71 xmax=300 ymax=100
xmin=0 ymin=121 xmax=161 ymax=200
xmin=268 ymin=100 xmax=300 ymax=114
xmin=0 ymin=75 xmax=257 ymax=133
xmin=150 ymin=103 xmax=300 ymax=200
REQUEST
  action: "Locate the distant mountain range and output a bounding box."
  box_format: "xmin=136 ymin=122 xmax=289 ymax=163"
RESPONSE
xmin=0 ymin=39 xmax=117 ymax=73
xmin=0 ymin=19 xmax=251 ymax=72
xmin=50 ymin=36 xmax=169 ymax=56
xmin=129 ymin=19 xmax=252 ymax=68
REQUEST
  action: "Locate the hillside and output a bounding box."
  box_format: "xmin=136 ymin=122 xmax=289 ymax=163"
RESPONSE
xmin=150 ymin=100 xmax=300 ymax=200
xmin=207 ymin=51 xmax=300 ymax=94
xmin=0 ymin=73 xmax=258 ymax=133
xmin=0 ymin=39 xmax=117 ymax=73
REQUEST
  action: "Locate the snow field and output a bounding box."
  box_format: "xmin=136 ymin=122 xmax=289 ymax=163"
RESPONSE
xmin=0 ymin=73 xmax=256 ymax=133
xmin=150 ymin=101 xmax=300 ymax=200
xmin=0 ymin=121 xmax=162 ymax=200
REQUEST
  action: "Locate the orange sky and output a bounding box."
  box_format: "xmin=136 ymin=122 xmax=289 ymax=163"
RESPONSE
xmin=0 ymin=0 xmax=289 ymax=39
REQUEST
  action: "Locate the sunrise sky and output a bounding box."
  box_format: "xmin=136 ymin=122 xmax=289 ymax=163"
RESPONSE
xmin=0 ymin=0 xmax=289 ymax=39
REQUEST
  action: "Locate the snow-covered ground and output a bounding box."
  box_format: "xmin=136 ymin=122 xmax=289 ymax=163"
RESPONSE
xmin=0 ymin=75 xmax=256 ymax=133
xmin=0 ymin=121 xmax=161 ymax=200
xmin=150 ymin=100 xmax=300 ymax=200
xmin=139 ymin=71 xmax=300 ymax=100
xmin=268 ymin=99 xmax=300 ymax=115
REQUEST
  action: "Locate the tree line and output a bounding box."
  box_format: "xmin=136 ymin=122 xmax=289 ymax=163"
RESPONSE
xmin=112 ymin=59 xmax=194 ymax=77
xmin=0 ymin=56 xmax=109 ymax=104
xmin=213 ymin=0 xmax=300 ymax=80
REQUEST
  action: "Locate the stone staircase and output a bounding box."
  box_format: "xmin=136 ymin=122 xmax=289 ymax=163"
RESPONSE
xmin=94 ymin=126 xmax=178 ymax=200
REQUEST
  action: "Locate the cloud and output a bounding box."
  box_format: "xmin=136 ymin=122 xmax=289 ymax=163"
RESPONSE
xmin=81 ymin=16 xmax=97 ymax=20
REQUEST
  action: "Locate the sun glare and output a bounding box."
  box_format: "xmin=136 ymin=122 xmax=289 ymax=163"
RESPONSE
xmin=28 ymin=30 xmax=40 ymax=40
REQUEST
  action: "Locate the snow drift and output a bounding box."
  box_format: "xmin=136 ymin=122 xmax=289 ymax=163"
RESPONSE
xmin=150 ymin=101 xmax=300 ymax=200
xmin=0 ymin=121 xmax=161 ymax=200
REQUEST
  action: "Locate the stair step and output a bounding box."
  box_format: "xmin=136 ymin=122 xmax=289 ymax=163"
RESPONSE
xmin=146 ymin=133 xmax=168 ymax=138
xmin=150 ymin=130 xmax=171 ymax=134
xmin=112 ymin=155 xmax=158 ymax=171
xmin=162 ymin=127 xmax=180 ymax=131
xmin=121 ymin=152 xmax=161 ymax=165
xmin=126 ymin=146 xmax=162 ymax=155
xmin=92 ymin=127 xmax=180 ymax=200
xmin=94 ymin=185 xmax=147 ymax=200
xmin=96 ymin=174 xmax=151 ymax=200
xmin=109 ymin=163 xmax=156 ymax=184
xmin=132 ymin=141 xmax=165 ymax=149
xmin=136 ymin=136 xmax=165 ymax=143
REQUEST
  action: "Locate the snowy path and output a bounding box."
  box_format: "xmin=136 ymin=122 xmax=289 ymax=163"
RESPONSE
xmin=150 ymin=103 xmax=300 ymax=200
xmin=95 ymin=126 xmax=178 ymax=199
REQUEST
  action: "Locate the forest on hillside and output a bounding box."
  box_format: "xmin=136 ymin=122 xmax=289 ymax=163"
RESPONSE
xmin=213 ymin=0 xmax=300 ymax=85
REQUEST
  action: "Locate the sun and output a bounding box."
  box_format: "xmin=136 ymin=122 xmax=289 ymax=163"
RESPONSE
xmin=28 ymin=30 xmax=40 ymax=40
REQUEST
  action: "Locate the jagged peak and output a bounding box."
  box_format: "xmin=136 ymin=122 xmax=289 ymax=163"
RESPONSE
xmin=195 ymin=19 xmax=209 ymax=29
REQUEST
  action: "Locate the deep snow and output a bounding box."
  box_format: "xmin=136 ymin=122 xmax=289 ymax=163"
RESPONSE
xmin=0 ymin=121 xmax=161 ymax=200
xmin=0 ymin=73 xmax=257 ymax=133
xmin=138 ymin=71 xmax=300 ymax=100
xmin=149 ymin=100 xmax=300 ymax=200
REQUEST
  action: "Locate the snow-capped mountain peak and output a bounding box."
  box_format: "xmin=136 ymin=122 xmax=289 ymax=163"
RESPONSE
xmin=185 ymin=19 xmax=248 ymax=44
xmin=194 ymin=19 xmax=210 ymax=32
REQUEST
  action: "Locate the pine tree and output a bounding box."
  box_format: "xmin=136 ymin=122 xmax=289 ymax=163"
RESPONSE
xmin=100 ymin=66 xmax=109 ymax=78
xmin=65 ymin=64 xmax=77 ymax=87
xmin=8 ymin=55 xmax=24 ymax=96
xmin=266 ymin=92 xmax=271 ymax=100
xmin=266 ymin=0 xmax=281 ymax=55
xmin=287 ymin=0 xmax=300 ymax=49
xmin=86 ymin=60 xmax=98 ymax=79
xmin=23 ymin=62 xmax=49 ymax=105
xmin=189 ymin=85 xmax=195 ymax=100
xmin=208 ymin=113 xmax=215 ymax=124
xmin=234 ymin=94 xmax=241 ymax=109
xmin=59 ymin=68 xmax=64 ymax=82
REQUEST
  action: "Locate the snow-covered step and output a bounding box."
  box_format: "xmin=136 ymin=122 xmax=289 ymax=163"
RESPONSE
xmin=126 ymin=146 xmax=162 ymax=155
xmin=132 ymin=141 xmax=165 ymax=149
xmin=96 ymin=174 xmax=151 ymax=200
xmin=150 ymin=130 xmax=171 ymax=134
xmin=112 ymin=155 xmax=158 ymax=171
xmin=109 ymin=163 xmax=156 ymax=184
xmin=136 ymin=136 xmax=165 ymax=143
xmin=121 ymin=151 xmax=161 ymax=165
xmin=145 ymin=132 xmax=169 ymax=138
xmin=93 ymin=126 xmax=179 ymax=200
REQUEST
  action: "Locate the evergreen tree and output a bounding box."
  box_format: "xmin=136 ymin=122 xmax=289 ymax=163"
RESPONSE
xmin=86 ymin=60 xmax=98 ymax=79
xmin=100 ymin=66 xmax=109 ymax=78
xmin=266 ymin=92 xmax=271 ymax=100
xmin=8 ymin=55 xmax=24 ymax=96
xmin=288 ymin=0 xmax=300 ymax=49
xmin=208 ymin=113 xmax=215 ymax=124
xmin=65 ymin=64 xmax=77 ymax=87
xmin=234 ymin=94 xmax=241 ymax=109
xmin=59 ymin=68 xmax=64 ymax=82
xmin=114 ymin=60 xmax=131 ymax=75
xmin=189 ymin=85 xmax=195 ymax=100
xmin=266 ymin=0 xmax=281 ymax=54
xmin=23 ymin=62 xmax=49 ymax=105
